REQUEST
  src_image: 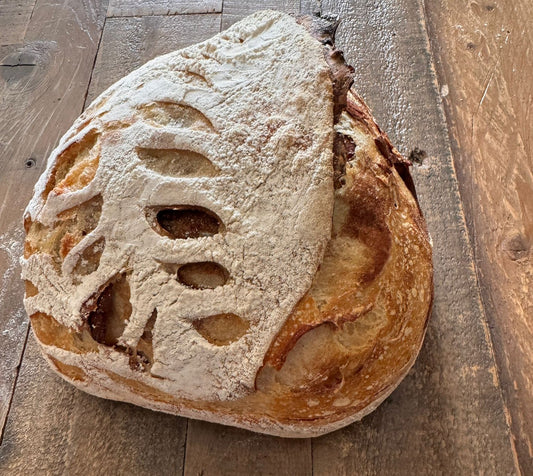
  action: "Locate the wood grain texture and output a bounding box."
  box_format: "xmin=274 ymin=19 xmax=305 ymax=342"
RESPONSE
xmin=221 ymin=0 xmax=300 ymax=29
xmin=0 ymin=0 xmax=36 ymax=46
xmin=0 ymin=334 xmax=187 ymax=475
xmin=424 ymin=1 xmax=533 ymax=473
xmin=0 ymin=1 xmax=524 ymax=474
xmin=0 ymin=12 xmax=218 ymax=474
xmin=0 ymin=43 xmax=30 ymax=443
xmin=311 ymin=0 xmax=518 ymax=474
xmin=0 ymin=0 xmax=108 ymax=442
xmin=184 ymin=421 xmax=312 ymax=476
xmin=299 ymin=0 xmax=320 ymax=15
xmin=85 ymin=13 xmax=221 ymax=106
xmin=108 ymin=0 xmax=222 ymax=17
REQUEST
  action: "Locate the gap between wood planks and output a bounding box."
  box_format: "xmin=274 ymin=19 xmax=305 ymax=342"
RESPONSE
xmin=82 ymin=15 xmax=108 ymax=111
xmin=0 ymin=0 xmax=111 ymax=446
xmin=0 ymin=326 xmax=29 ymax=447
xmin=419 ymin=1 xmax=520 ymax=471
xmin=421 ymin=0 xmax=531 ymax=473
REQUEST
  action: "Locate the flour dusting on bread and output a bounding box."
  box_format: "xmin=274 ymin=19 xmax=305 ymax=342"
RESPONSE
xmin=22 ymin=10 xmax=433 ymax=437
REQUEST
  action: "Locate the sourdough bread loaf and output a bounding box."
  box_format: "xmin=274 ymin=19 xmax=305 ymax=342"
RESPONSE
xmin=22 ymin=10 xmax=433 ymax=437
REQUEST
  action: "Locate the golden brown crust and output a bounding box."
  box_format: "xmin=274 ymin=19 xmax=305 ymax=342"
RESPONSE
xmin=31 ymin=312 xmax=97 ymax=354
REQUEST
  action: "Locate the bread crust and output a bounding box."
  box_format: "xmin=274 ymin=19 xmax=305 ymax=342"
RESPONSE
xmin=22 ymin=11 xmax=433 ymax=437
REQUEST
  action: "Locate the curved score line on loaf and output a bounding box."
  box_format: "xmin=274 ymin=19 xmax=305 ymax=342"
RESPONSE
xmin=76 ymin=275 xmax=158 ymax=373
xmin=137 ymin=101 xmax=217 ymax=133
xmin=136 ymin=147 xmax=220 ymax=178
xmin=168 ymin=69 xmax=212 ymax=88
xmin=24 ymin=195 xmax=104 ymax=269
xmin=42 ymin=129 xmax=101 ymax=200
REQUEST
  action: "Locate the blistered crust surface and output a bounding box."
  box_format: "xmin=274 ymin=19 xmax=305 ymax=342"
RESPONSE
xmin=22 ymin=10 xmax=334 ymax=401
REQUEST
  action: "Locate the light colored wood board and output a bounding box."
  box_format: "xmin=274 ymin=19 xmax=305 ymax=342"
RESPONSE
xmin=311 ymin=0 xmax=517 ymax=474
xmin=184 ymin=421 xmax=312 ymax=476
xmin=0 ymin=45 xmax=19 ymax=59
xmin=108 ymin=0 xmax=222 ymax=17
xmin=0 ymin=44 xmax=30 ymax=439
xmin=424 ymin=1 xmax=533 ymax=472
xmin=221 ymin=0 xmax=300 ymax=29
xmin=0 ymin=218 xmax=27 ymax=439
xmin=85 ymin=13 xmax=221 ymax=106
xmin=0 ymin=0 xmax=36 ymax=46
xmin=0 ymin=0 xmax=108 ymax=441
xmin=0 ymin=334 xmax=187 ymax=475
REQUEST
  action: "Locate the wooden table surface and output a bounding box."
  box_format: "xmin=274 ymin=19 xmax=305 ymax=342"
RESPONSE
xmin=0 ymin=1 xmax=531 ymax=474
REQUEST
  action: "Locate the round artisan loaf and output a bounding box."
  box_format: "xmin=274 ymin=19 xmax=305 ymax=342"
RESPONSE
xmin=22 ymin=10 xmax=433 ymax=437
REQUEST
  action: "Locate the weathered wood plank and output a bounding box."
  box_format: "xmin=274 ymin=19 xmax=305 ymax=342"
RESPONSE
xmin=0 ymin=0 xmax=36 ymax=46
xmin=424 ymin=1 xmax=533 ymax=473
xmin=221 ymin=0 xmax=300 ymax=29
xmin=0 ymin=42 xmax=30 ymax=439
xmin=0 ymin=0 xmax=108 ymax=443
xmin=85 ymin=13 xmax=221 ymax=106
xmin=0 ymin=334 xmax=187 ymax=475
xmin=107 ymin=0 xmax=222 ymax=17
xmin=311 ymin=0 xmax=518 ymax=474
xmin=184 ymin=422 xmax=312 ymax=476
xmin=0 ymin=12 xmax=221 ymax=474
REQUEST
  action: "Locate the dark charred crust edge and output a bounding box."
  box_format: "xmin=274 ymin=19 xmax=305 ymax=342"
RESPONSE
xmin=345 ymin=90 xmax=420 ymax=202
xmin=260 ymin=15 xmax=430 ymax=379
xmin=297 ymin=14 xmax=355 ymax=122
xmin=298 ymin=14 xmax=419 ymax=202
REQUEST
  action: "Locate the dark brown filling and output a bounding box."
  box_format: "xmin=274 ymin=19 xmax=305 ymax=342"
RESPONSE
xmin=333 ymin=132 xmax=356 ymax=189
xmin=157 ymin=208 xmax=221 ymax=239
xmin=82 ymin=273 xmax=132 ymax=347
xmin=297 ymin=15 xmax=355 ymax=120
xmin=145 ymin=206 xmax=224 ymax=239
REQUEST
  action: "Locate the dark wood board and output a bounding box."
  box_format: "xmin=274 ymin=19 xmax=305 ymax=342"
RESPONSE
xmin=424 ymin=1 xmax=533 ymax=473
xmin=0 ymin=0 xmax=109 ymax=442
